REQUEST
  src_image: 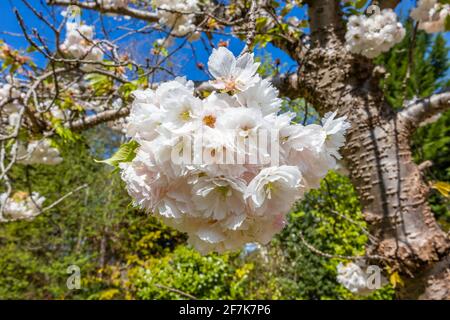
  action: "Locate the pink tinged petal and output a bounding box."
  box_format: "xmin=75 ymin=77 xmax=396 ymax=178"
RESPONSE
xmin=225 ymin=214 xmax=246 ymax=230
xmin=196 ymin=228 xmax=225 ymax=243
xmin=273 ymin=213 xmax=287 ymax=230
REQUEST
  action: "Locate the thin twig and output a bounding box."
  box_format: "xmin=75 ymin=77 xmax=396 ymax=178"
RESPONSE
xmin=154 ymin=284 xmax=197 ymax=300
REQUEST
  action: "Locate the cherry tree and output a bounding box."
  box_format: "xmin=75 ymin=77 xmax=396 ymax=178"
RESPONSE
xmin=1 ymin=0 xmax=449 ymax=299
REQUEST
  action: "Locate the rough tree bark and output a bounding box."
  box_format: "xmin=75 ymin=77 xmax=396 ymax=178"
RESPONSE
xmin=300 ymin=0 xmax=450 ymax=299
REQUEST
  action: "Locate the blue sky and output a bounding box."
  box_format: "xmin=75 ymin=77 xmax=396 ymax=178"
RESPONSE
xmin=0 ymin=0 xmax=448 ymax=82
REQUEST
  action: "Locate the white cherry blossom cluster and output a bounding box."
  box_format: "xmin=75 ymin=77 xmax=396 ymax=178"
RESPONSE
xmin=17 ymin=139 xmax=63 ymax=166
xmin=120 ymin=47 xmax=350 ymax=254
xmin=60 ymin=21 xmax=103 ymax=67
xmin=153 ymin=0 xmax=200 ymax=40
xmin=345 ymin=9 xmax=405 ymax=58
xmin=411 ymin=0 xmax=450 ymax=33
xmin=0 ymin=192 xmax=45 ymax=221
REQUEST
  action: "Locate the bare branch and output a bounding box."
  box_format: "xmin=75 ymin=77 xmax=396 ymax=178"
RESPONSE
xmin=41 ymin=183 xmax=89 ymax=213
xmin=400 ymin=91 xmax=450 ymax=131
xmin=379 ymin=0 xmax=402 ymax=10
xmin=297 ymin=230 xmax=389 ymax=262
xmin=154 ymin=283 xmax=197 ymax=300
xmin=240 ymin=0 xmax=257 ymax=56
xmin=269 ymin=73 xmax=301 ymax=100
xmin=47 ymin=0 xmax=159 ymax=23
xmin=67 ymin=107 xmax=130 ymax=131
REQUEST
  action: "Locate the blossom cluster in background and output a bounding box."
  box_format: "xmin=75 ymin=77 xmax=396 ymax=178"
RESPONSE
xmin=411 ymin=0 xmax=450 ymax=33
xmin=119 ymin=47 xmax=350 ymax=254
xmin=0 ymin=81 xmax=23 ymax=128
xmin=60 ymin=21 xmax=104 ymax=68
xmin=0 ymin=192 xmax=45 ymax=221
xmin=153 ymin=0 xmax=200 ymax=40
xmin=17 ymin=139 xmax=63 ymax=166
xmin=345 ymin=9 xmax=405 ymax=58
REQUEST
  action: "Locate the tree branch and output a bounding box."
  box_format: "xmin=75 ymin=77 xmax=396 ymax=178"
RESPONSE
xmin=305 ymin=0 xmax=345 ymax=47
xmin=270 ymin=72 xmax=301 ymax=100
xmin=400 ymin=91 xmax=450 ymax=131
xmin=67 ymin=107 xmax=130 ymax=131
xmin=47 ymin=0 xmax=159 ymax=23
xmin=379 ymin=0 xmax=402 ymax=10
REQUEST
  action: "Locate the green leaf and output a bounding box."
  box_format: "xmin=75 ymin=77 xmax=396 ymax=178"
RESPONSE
xmin=356 ymin=0 xmax=369 ymax=9
xmin=85 ymin=73 xmax=113 ymax=96
xmin=95 ymin=140 xmax=139 ymax=168
xmin=26 ymin=45 xmax=37 ymax=53
xmin=53 ymin=120 xmax=80 ymax=143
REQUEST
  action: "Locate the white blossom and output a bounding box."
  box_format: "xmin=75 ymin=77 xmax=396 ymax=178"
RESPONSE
xmin=191 ymin=175 xmax=247 ymax=220
xmin=153 ymin=0 xmax=200 ymax=40
xmin=126 ymin=77 xmax=194 ymax=142
xmin=60 ymin=22 xmax=104 ymax=68
xmin=159 ymin=90 xmax=203 ymax=133
xmin=245 ymin=166 xmax=303 ymax=215
xmin=17 ymin=139 xmax=63 ymax=166
xmin=208 ymin=47 xmax=261 ymax=92
xmin=0 ymin=83 xmax=22 ymax=113
xmin=345 ymin=9 xmax=406 ymax=58
xmin=284 ymin=111 xmax=350 ymax=189
xmin=236 ymin=78 xmax=282 ymax=115
xmin=411 ymin=0 xmax=450 ymax=33
xmin=0 ymin=192 xmax=45 ymax=221
xmin=321 ymin=111 xmax=352 ymax=160
xmin=0 ymin=82 xmax=24 ymax=128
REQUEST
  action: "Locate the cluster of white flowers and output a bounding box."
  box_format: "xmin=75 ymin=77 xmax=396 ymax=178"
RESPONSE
xmin=0 ymin=192 xmax=45 ymax=221
xmin=411 ymin=0 xmax=450 ymax=33
xmin=0 ymin=82 xmax=23 ymax=127
xmin=0 ymin=83 xmax=22 ymax=111
xmin=153 ymin=0 xmax=200 ymax=40
xmin=120 ymin=47 xmax=350 ymax=254
xmin=345 ymin=9 xmax=405 ymax=58
xmin=60 ymin=22 xmax=103 ymax=66
xmin=17 ymin=139 xmax=63 ymax=166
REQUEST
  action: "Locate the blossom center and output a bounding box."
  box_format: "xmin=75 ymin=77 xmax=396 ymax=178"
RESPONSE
xmin=216 ymin=185 xmax=231 ymax=199
xmin=203 ymin=115 xmax=216 ymax=128
xmin=265 ymin=182 xmax=275 ymax=199
xmin=179 ymin=109 xmax=191 ymax=121
xmin=224 ymin=78 xmax=238 ymax=92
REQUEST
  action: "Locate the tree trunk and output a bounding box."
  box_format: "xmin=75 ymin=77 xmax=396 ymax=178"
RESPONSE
xmin=301 ymin=0 xmax=450 ymax=299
